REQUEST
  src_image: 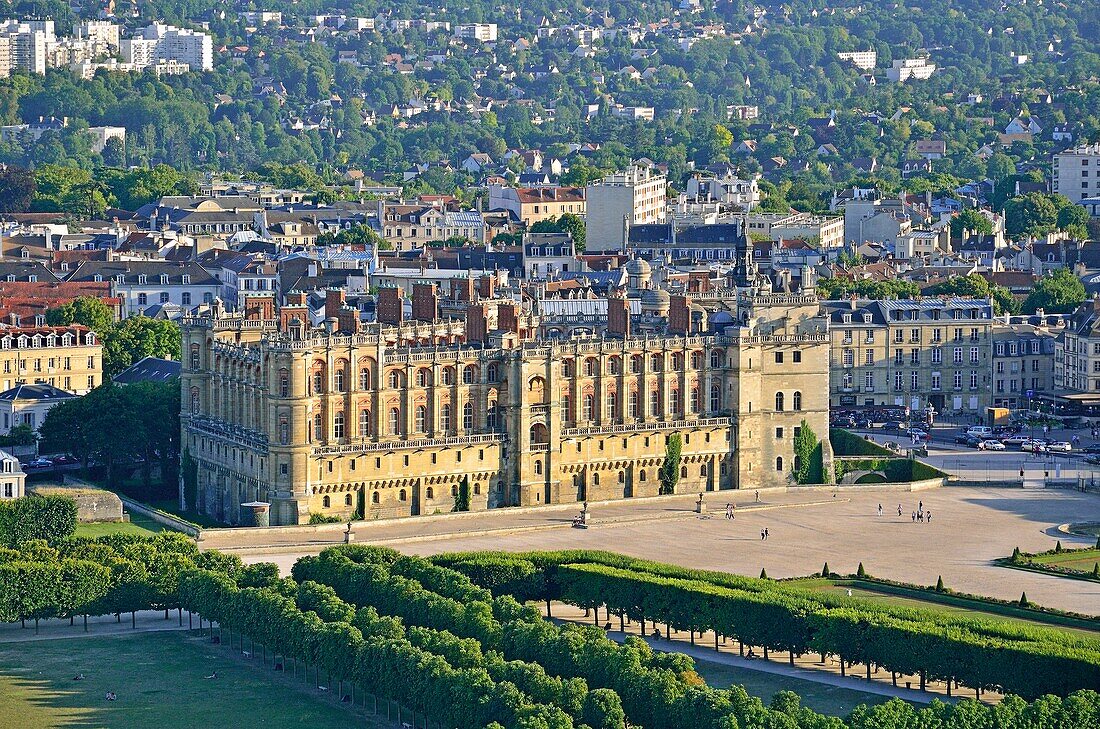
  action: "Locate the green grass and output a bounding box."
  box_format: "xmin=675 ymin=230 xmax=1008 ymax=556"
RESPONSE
xmin=73 ymin=515 xmax=165 ymax=538
xmin=693 ymin=657 xmax=897 ymax=717
xmin=1029 ymin=549 xmax=1100 ymax=574
xmin=146 ymin=500 xmax=227 ymax=529
xmin=0 ymin=631 xmax=391 ymax=729
xmin=798 ymin=580 xmax=1100 ymax=637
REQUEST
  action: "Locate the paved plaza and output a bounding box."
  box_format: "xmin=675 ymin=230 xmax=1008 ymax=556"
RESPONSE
xmin=238 ymin=485 xmax=1100 ymax=615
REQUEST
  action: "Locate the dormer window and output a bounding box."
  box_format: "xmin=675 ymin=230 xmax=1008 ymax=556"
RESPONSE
xmin=28 ymin=275 xmax=36 ymax=283
xmin=17 ymin=336 xmax=28 ymax=348
xmin=116 ymin=275 xmax=125 ymax=284
xmin=842 ymin=314 xmax=852 ymax=323
xmin=1 ymin=338 xmax=9 ymax=349
xmin=59 ymin=262 xmax=68 ymax=272
xmin=862 ymin=313 xmax=872 ymax=323
xmin=138 ymin=275 xmax=147 ymax=285
xmin=160 ymin=274 xmax=168 ymax=285
xmin=5 ymin=275 xmax=13 ymax=283
xmin=182 ymin=274 xmax=191 ymax=284
xmin=94 ymin=274 xmax=103 ymax=282
xmin=86 ymin=333 xmax=96 ymax=345
xmin=62 ymin=334 xmax=72 ymax=346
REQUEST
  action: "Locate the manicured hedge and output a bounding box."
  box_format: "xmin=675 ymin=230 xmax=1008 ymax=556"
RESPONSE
xmin=830 ymin=428 xmax=893 ymax=456
xmin=0 ymin=495 xmax=77 ymax=547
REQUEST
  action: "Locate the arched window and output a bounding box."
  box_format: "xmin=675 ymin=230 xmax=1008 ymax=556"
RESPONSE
xmin=279 ymin=370 xmax=289 ymax=397
xmin=691 ymin=387 xmax=700 ymax=413
xmin=399 ymin=489 xmax=407 ymax=502
xmin=487 ymin=399 xmax=499 ymax=429
xmin=190 ymin=344 xmax=200 ymax=370
xmin=440 ymin=403 xmax=452 ymax=433
xmin=313 ymin=413 xmax=323 ymax=441
xmin=388 ymin=371 xmax=403 ymax=389
xmin=312 ymin=370 xmax=324 ymax=394
xmin=700 ymin=464 xmax=708 ymax=477
xmin=463 ymin=401 xmax=474 ymax=430
xmin=190 ymin=387 xmax=200 ymax=414
xmin=607 ymin=390 xmax=618 ymax=419
xmin=691 ymin=351 xmax=704 ymax=369
xmin=776 ymin=456 xmax=784 ymax=472
xmin=775 ymin=392 xmax=785 ymax=412
xmin=650 ymin=354 xmax=662 ymax=372
xmin=583 ymin=393 xmax=595 ymax=421
xmin=528 ymin=376 xmax=546 ymax=402
xmin=793 ymin=455 xmax=802 ymax=472
xmin=360 ymin=368 xmax=372 ymax=390
xmin=680 ymin=465 xmax=687 ymax=478
xmin=710 ymin=349 xmax=723 ymax=368
xmin=609 ymin=356 xmax=621 ymax=375
xmin=630 ymin=354 xmax=642 ymax=373
xmin=371 ymin=491 xmax=379 ymax=504
xmin=416 ymin=368 xmax=432 ymax=387
xmin=333 ymin=411 xmax=345 ymax=439
xmin=486 ymin=364 xmax=498 ymax=382
xmin=618 ymin=471 xmax=625 ymax=483
xmin=584 ymin=358 xmax=598 ymax=376
xmin=670 ymin=389 xmax=681 ymax=416
xmin=530 ymin=423 xmax=549 ymax=444
xmin=322 ymin=495 xmax=330 ymax=508
xmin=359 ymin=409 xmax=371 ymax=437
xmin=649 ymin=389 xmax=660 ymax=416
xmin=672 ymin=353 xmax=684 ymax=371
xmin=534 ymin=460 xmax=543 ymax=475
xmin=639 ymin=469 xmax=646 ymax=481
xmin=415 ymin=404 xmax=428 ymax=432
xmin=474 ymin=483 xmax=481 ymax=495
xmin=593 ymin=472 xmax=600 ymax=485
xmin=425 ymin=487 xmax=434 ymax=499
xmin=562 ymin=393 xmax=573 ymax=424
xmin=334 ymin=368 xmax=346 ymax=392
xmin=462 ymin=366 xmax=475 ymax=384
xmin=345 ymin=493 xmax=352 ymax=506
xmin=561 ymin=359 xmax=574 ymax=377
xmin=279 ymin=416 xmax=288 ymax=445
xmin=793 ymin=391 xmax=802 ymax=411
xmin=388 ymin=407 xmax=401 ymax=435
xmin=441 ymin=367 xmax=455 ymax=385
xmin=628 ymin=391 xmax=639 ymax=419
xmin=710 ymin=384 xmax=722 ymax=412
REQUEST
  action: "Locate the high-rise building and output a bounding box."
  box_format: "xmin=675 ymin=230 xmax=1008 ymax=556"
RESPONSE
xmin=122 ymin=24 xmax=212 ymax=71
xmin=585 ymin=164 xmax=667 ymax=253
xmin=1053 ymin=143 xmax=1100 ymax=203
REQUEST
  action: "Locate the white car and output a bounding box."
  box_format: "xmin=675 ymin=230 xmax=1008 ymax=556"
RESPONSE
xmin=980 ymin=440 xmax=1006 ymax=451
xmin=1001 ymin=435 xmax=1030 ymax=446
xmin=1046 ymin=441 xmax=1072 ymax=453
xmin=1021 ymin=440 xmax=1048 ymax=453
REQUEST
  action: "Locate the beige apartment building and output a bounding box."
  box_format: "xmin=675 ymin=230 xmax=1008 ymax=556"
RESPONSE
xmin=486 ymin=185 xmax=586 ymax=227
xmin=0 ymin=324 xmax=102 ymax=395
xmin=1052 ymin=143 xmax=1100 ymax=203
xmin=180 ymin=289 xmax=831 ymax=526
xmin=824 ymin=298 xmax=995 ymax=417
xmin=744 ymin=212 xmax=844 ymax=250
xmin=585 ymin=165 xmax=668 ymax=252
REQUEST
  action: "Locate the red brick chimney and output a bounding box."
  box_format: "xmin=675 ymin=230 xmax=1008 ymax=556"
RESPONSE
xmin=497 ymin=302 xmax=519 ymax=333
xmin=607 ymin=290 xmax=631 ymax=337
xmin=337 ymin=306 xmax=360 ymax=334
xmin=377 ymin=286 xmax=404 ymax=325
xmin=465 ymin=302 xmax=489 ymax=343
xmin=325 ymin=288 xmax=346 ymax=320
xmin=477 ymin=274 xmax=495 ymax=299
xmin=412 ymin=282 xmax=438 ymax=322
xmin=668 ymin=294 xmax=690 ymax=335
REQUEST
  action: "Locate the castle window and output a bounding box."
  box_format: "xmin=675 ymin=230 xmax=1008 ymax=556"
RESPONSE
xmin=534 ymin=460 xmax=543 ymax=475
xmin=190 ymin=344 xmax=200 ymax=370
xmin=425 ymin=487 xmax=434 ymax=499
xmin=639 ymin=469 xmax=646 ymax=481
xmin=793 ymin=391 xmax=802 ymax=411
xmin=313 ymin=413 xmax=323 ymax=441
xmin=416 ymin=368 xmax=432 ymax=387
xmin=583 ymin=393 xmax=595 ymax=420
xmin=359 ymin=409 xmax=371 ymax=437
xmin=584 ymin=358 xmax=598 ymax=376
xmin=609 ymin=356 xmax=621 ymax=374
xmin=649 ymin=389 xmax=659 ymax=416
xmin=399 ymin=489 xmax=407 ymax=502
xmin=710 ymin=350 xmax=723 ymax=368
xmin=463 ymin=401 xmax=474 ymax=430
xmin=691 ymin=387 xmax=700 ymax=413
xmin=630 ymin=354 xmax=642 ymax=373
xmin=441 ymin=366 xmax=455 ymax=385
xmin=190 ymin=387 xmax=199 ymax=414
xmin=415 ymin=405 xmax=428 ymax=432
xmin=775 ymin=392 xmax=785 ymax=412
xmin=322 ymin=495 xmax=330 ymax=508
xmin=628 ymin=391 xmax=639 ymax=419
xmin=440 ymin=403 xmax=452 ymax=433
xmin=776 ymin=457 xmax=784 ymax=471
xmin=680 ymin=465 xmax=687 ymax=478
xmin=279 ymin=371 xmax=289 ymax=397
xmin=360 ymin=368 xmax=372 ymax=390
xmin=372 ymin=492 xmax=379 ymax=504
xmin=561 ymin=359 xmax=574 ymax=377
xmin=607 ymin=390 xmax=618 ymax=419
xmin=388 ymin=371 xmax=403 ymax=389
xmin=650 ymin=354 xmax=662 ymax=372
xmin=312 ymin=370 xmax=324 ymax=394
xmin=462 ymin=366 xmax=475 ymax=384
xmin=335 ymin=367 xmax=346 ymax=392
xmin=389 ymin=407 xmax=401 ymax=435
xmin=333 ymin=411 xmax=345 ymax=439
xmin=710 ymin=385 xmax=722 ymax=412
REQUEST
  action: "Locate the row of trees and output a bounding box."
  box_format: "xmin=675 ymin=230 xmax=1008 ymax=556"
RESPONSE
xmin=300 ymin=545 xmax=1100 ymax=728
xmin=436 ymin=550 xmax=1100 ymax=701
xmin=0 ymin=494 xmax=77 ymax=548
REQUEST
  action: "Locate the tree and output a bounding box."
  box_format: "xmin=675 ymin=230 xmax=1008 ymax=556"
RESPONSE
xmin=925 ymin=273 xmax=990 ymax=299
xmin=101 ymin=136 xmax=126 ymax=167
xmin=1004 ymin=193 xmax=1060 ymax=239
xmin=453 ymin=475 xmax=470 ymax=513
xmin=658 ymin=434 xmax=682 ymax=495
xmin=1022 ymin=268 xmax=1087 ymax=314
xmin=1057 ymin=204 xmax=1090 ymax=240
xmin=0 ymin=165 xmax=35 ymax=212
xmin=986 ymin=153 xmax=1016 ymax=182
xmin=45 ymin=296 xmax=114 ymax=335
xmin=950 ymin=208 xmax=994 ymax=239
xmin=102 ymin=317 xmax=181 ymax=378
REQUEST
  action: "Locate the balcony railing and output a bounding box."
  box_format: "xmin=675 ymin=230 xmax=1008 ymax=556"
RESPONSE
xmin=561 ymin=416 xmax=731 ymax=438
xmin=310 ymin=432 xmax=504 ymax=457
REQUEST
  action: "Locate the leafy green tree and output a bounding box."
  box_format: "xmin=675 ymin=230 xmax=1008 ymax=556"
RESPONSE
xmin=793 ymin=419 xmax=821 ymax=484
xmin=1004 ymin=193 xmax=1061 ymax=239
xmin=102 ymin=317 xmax=181 ymax=378
xmin=45 ymin=296 xmax=114 ymax=335
xmin=950 ymin=208 xmax=994 ymax=238
xmin=453 ymin=475 xmax=471 ymax=513
xmin=1022 ymin=268 xmax=1087 ymax=314
xmin=658 ymin=434 xmax=682 ymax=495
xmin=0 ymin=165 xmax=35 ymax=212
xmin=1057 ymin=204 xmax=1090 ymax=240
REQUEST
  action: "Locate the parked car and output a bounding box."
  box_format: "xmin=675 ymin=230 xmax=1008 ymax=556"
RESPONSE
xmin=907 ymin=429 xmax=930 ymax=441
xmin=955 ymin=433 xmax=974 ymax=444
xmin=49 ymin=454 xmax=78 ymax=466
xmin=24 ymin=458 xmax=53 ymax=471
xmin=1001 ymin=435 xmax=1030 ymax=446
xmin=979 ymin=440 xmax=1006 ymax=451
xmin=1046 ymin=441 xmax=1072 ymax=453
xmin=885 ymin=421 xmax=911 ymax=432
xmin=965 ymin=436 xmax=983 ymax=448
xmin=1021 ymin=440 xmax=1048 ymax=453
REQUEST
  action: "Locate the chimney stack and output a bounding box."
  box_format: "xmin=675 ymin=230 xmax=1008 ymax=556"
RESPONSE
xmin=412 ymin=282 xmax=439 ymax=322
xmin=325 ymin=287 xmax=346 ymax=320
xmin=607 ymin=290 xmax=631 ymax=337
xmin=377 ymin=286 xmax=404 ymax=325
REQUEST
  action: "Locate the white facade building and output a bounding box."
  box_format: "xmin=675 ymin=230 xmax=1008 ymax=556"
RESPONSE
xmin=585 ymin=164 xmax=668 ymax=252
xmin=123 ymin=24 xmax=212 ymax=71
xmin=837 ymin=50 xmax=877 ymax=70
xmin=0 ymin=450 xmax=24 ymax=500
xmin=453 ymin=23 xmax=498 ymax=42
xmin=1053 ymin=144 xmax=1100 ymax=203
xmin=886 ymin=58 xmax=936 ymax=82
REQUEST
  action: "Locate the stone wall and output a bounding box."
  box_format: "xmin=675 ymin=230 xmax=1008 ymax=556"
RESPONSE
xmin=28 ymin=482 xmax=124 ymax=522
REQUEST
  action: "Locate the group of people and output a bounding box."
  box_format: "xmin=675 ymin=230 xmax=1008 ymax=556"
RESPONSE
xmin=724 ymin=503 xmax=736 ymax=520
xmin=880 ymin=501 xmax=932 ymax=522
xmin=759 ymin=527 xmax=770 ymax=540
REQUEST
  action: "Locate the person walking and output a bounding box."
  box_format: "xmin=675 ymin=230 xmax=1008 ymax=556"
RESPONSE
xmin=760 ymin=528 xmax=766 ymax=541
xmin=926 ymin=510 xmax=932 ymax=522
xmin=877 ymin=503 xmax=883 ymax=516
xmin=764 ymin=527 xmax=770 ymax=540
xmin=897 ymin=504 xmax=903 ymax=517
xmin=912 ymin=511 xmax=916 ymax=522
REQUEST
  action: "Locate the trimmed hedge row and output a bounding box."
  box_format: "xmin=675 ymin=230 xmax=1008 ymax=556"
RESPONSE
xmin=830 ymin=428 xmax=893 ymax=456
xmin=178 ymin=571 xmax=578 ymax=729
xmin=0 ymin=494 xmax=77 ymax=548
xmin=437 ymin=550 xmax=1100 ymax=699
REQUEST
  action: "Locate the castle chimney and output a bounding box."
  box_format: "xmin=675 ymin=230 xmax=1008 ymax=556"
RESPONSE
xmin=377 ymin=286 xmax=404 ymax=325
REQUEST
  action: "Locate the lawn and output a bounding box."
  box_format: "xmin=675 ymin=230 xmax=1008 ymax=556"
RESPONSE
xmin=693 ymin=657 xmax=896 ymax=717
xmin=1031 ymin=549 xmax=1100 ymax=573
xmin=798 ymin=580 xmax=1100 ymax=637
xmin=0 ymin=631 xmax=391 ymax=729
xmin=73 ymin=515 xmax=165 ymax=538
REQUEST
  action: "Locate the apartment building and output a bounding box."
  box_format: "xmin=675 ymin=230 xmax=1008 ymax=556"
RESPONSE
xmin=122 ymin=23 xmax=213 ymax=71
xmin=487 ymin=185 xmax=586 ymax=226
xmin=585 ymin=164 xmax=668 ymax=252
xmin=1053 ymin=143 xmax=1100 ymax=203
xmin=0 ymin=324 xmax=102 ymax=396
xmin=824 ymin=298 xmax=995 ymax=417
xmin=992 ymin=320 xmax=1059 ymax=409
xmin=453 ymin=23 xmax=498 ymax=42
xmin=886 ymin=58 xmax=936 ymax=82
xmin=743 ymin=212 xmax=844 ymax=250
xmin=837 ymin=50 xmax=877 ymax=70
